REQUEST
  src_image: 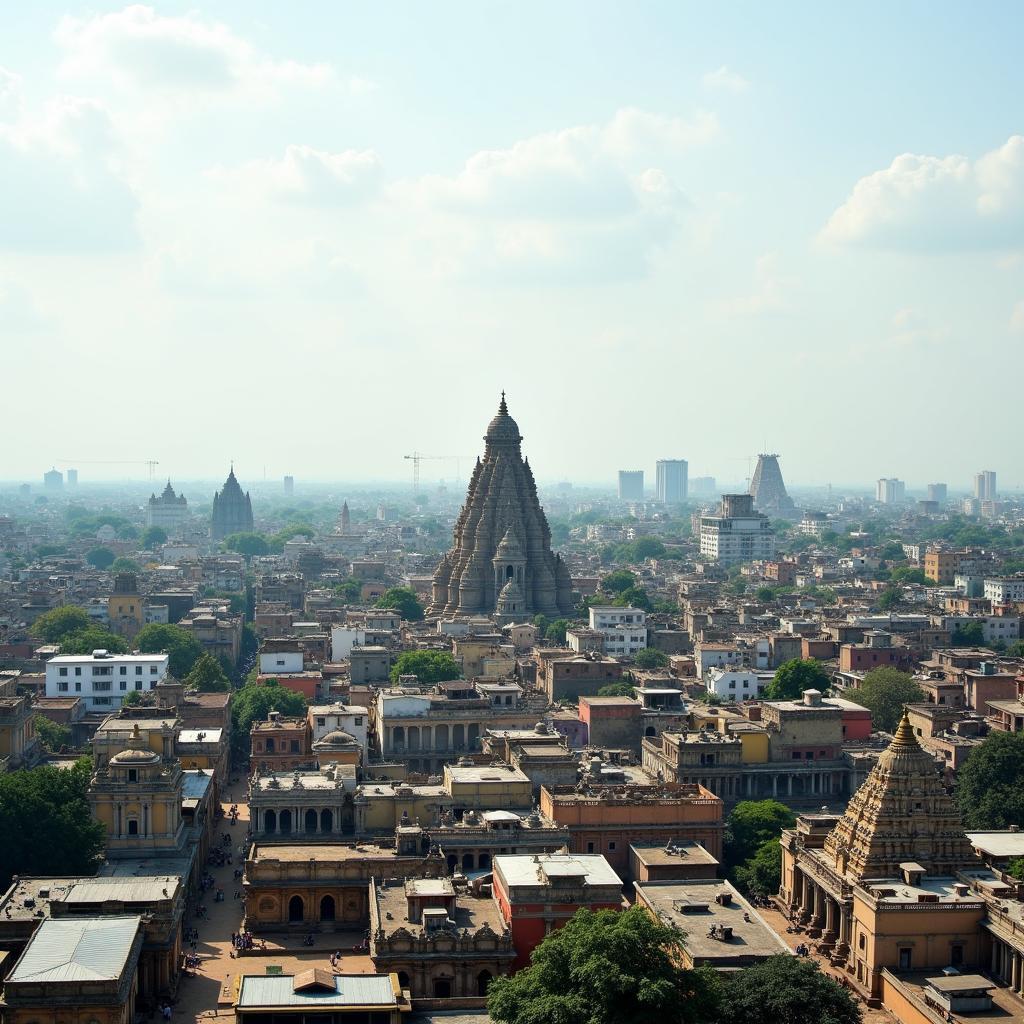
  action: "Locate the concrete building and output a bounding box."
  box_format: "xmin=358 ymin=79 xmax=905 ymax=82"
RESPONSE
xmin=984 ymin=577 xmax=1024 ymax=604
xmin=876 ymin=478 xmax=906 ymax=504
xmin=234 ymin=973 xmax=408 ymax=1024
xmin=655 ymin=459 xmax=688 ymax=503
xmin=309 ymin=702 xmax=368 ymax=766
xmin=541 ymin=653 xmax=624 ymax=702
xmin=974 ymin=470 xmax=997 ymax=500
xmin=588 ymin=606 xmax=647 ymax=656
xmin=145 ymin=481 xmax=188 ymax=534
xmin=705 ymin=668 xmax=772 ymax=700
xmin=45 ymin=651 xmax=169 ymax=712
xmin=927 ymin=482 xmax=948 ymax=503
xmin=699 ymin=494 xmax=775 ymax=565
xmin=617 ymin=470 xmax=644 ymax=501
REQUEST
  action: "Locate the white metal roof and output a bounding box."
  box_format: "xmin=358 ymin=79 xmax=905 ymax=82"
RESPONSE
xmin=494 ymin=853 xmax=621 ymax=888
xmin=178 ymin=728 xmax=223 ymax=743
xmin=966 ymin=831 xmax=1024 ymax=858
xmin=62 ymin=878 xmax=179 ymax=904
xmin=237 ymin=973 xmax=395 ymax=1008
xmin=8 ymin=916 xmax=140 ymax=984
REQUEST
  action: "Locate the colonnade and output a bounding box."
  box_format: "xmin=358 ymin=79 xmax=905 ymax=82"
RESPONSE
xmin=253 ymin=803 xmax=356 ymax=836
xmin=991 ymin=935 xmax=1024 ymax=996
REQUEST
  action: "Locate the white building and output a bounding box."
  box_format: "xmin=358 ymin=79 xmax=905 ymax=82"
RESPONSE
xmin=588 ymin=606 xmax=647 ymax=656
xmin=45 ymin=650 xmax=169 ymax=711
xmin=798 ymin=511 xmax=829 ymax=537
xmin=984 ymin=578 xmax=1024 ymax=604
xmin=876 ymin=478 xmax=906 ymax=504
xmin=331 ymin=626 xmax=367 ymax=661
xmin=655 ymin=459 xmax=688 ymax=503
xmin=308 ymin=702 xmax=369 ymax=764
xmin=259 ymin=650 xmax=304 ymax=675
xmin=617 ymin=470 xmax=644 ymax=501
xmin=705 ymin=668 xmax=773 ymax=700
xmin=146 ymin=481 xmax=189 ymax=533
xmin=974 ymin=470 xmax=997 ymax=500
xmin=698 ymin=494 xmax=775 ymax=565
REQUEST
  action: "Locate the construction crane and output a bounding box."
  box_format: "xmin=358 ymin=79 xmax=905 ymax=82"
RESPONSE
xmin=403 ymin=453 xmax=473 ymax=496
xmin=57 ymin=458 xmax=160 ymax=480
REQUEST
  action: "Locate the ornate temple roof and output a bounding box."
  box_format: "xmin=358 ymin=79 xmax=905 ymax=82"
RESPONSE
xmin=485 ymin=392 xmax=522 ymax=444
xmin=822 ymin=711 xmax=976 ymax=881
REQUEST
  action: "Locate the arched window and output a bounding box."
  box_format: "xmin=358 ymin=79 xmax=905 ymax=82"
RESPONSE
xmin=506 ymin=565 xmax=514 ymax=579
xmin=462 ymin=853 xmax=475 ymax=871
xmin=477 ymin=971 xmax=493 ymax=996
xmin=320 ymin=809 xmax=333 ymax=832
xmin=279 ymin=809 xmax=292 ymax=833
xmin=478 ymin=853 xmax=491 ymax=870
xmin=288 ymin=895 xmax=304 ymax=923
xmin=433 ymin=979 xmax=452 ymax=998
xmin=398 ymin=971 xmax=410 ymax=989
xmin=305 ymin=809 xmax=318 ymax=833
xmin=264 ymin=809 xmax=277 ymax=833
xmin=320 ymin=895 xmax=336 ymax=922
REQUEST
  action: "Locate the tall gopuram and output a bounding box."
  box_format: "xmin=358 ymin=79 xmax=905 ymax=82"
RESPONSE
xmin=211 ymin=466 xmax=254 ymax=540
xmin=430 ymin=394 xmax=573 ymax=622
xmin=748 ymin=452 xmax=797 ymax=516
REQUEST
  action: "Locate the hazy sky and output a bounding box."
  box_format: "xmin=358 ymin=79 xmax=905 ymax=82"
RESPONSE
xmin=2 ymin=3 xmax=1023 ymax=489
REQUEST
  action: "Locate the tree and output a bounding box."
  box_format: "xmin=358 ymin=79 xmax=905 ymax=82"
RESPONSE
xmin=846 ymin=668 xmax=923 ymax=732
xmin=602 ymin=570 xmax=637 ymax=595
xmin=755 ymin=586 xmax=777 ymax=602
xmin=615 ymin=585 xmax=653 ymax=611
xmin=1006 ymin=857 xmax=1024 ymax=880
xmin=59 ymin=628 xmax=128 ymax=655
xmin=185 ymin=653 xmax=230 ymax=692
xmin=763 ymin=659 xmax=830 ymax=700
xmin=733 ymin=840 xmax=783 ymax=897
xmin=890 ymin=566 xmax=927 ymax=585
xmin=718 ymin=954 xmax=861 ymax=1024
xmin=724 ymin=800 xmax=797 ymax=873
xmin=545 ymin=619 xmax=570 ymax=643
xmin=31 ymin=605 xmax=92 ymax=642
xmin=633 ymin=648 xmax=669 ymax=670
xmin=955 ymin=731 xmax=1024 ymax=829
xmin=86 ymin=547 xmax=116 ymax=569
xmin=487 ymin=905 xmax=720 ymax=1024
xmin=121 ymin=689 xmax=143 ymax=707
xmin=34 ymin=715 xmax=72 ymax=752
xmin=390 ymin=650 xmax=462 ymax=685
xmin=140 ymin=526 xmax=168 ymax=548
xmin=231 ymin=679 xmax=308 ymax=754
xmin=1008 ymin=640 xmax=1024 ymax=659
xmin=224 ymin=532 xmax=270 ymax=557
xmin=875 ymin=587 xmax=900 ymax=612
xmin=598 ymin=682 xmax=636 ymax=698
xmin=135 ymin=623 xmax=204 ymax=678
xmin=0 ymin=760 xmax=105 ymax=887
xmin=110 ymin=557 xmax=140 ymax=574
xmin=334 ymin=577 xmax=363 ymax=603
xmin=532 ymin=614 xmax=550 ymax=635
xmin=375 ymin=587 xmax=425 ymax=622
xmin=952 ymin=621 xmax=985 ymax=647
xmin=616 ymin=537 xmax=667 ymax=563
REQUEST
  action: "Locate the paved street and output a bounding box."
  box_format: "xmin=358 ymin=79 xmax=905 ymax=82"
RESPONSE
xmin=171 ymin=787 xmax=376 ymax=1023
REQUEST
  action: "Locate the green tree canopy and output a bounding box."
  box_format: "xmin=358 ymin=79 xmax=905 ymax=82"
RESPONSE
xmin=724 ymin=799 xmax=797 ymax=872
xmin=86 ymin=547 xmax=116 ymax=569
xmin=225 ymin=532 xmax=270 ymax=557
xmin=487 ymin=905 xmax=720 ymax=1024
xmin=875 ymin=587 xmax=900 ymax=612
xmin=763 ymin=659 xmax=830 ymax=700
xmin=545 ymin=619 xmax=570 ymax=643
xmin=31 ymin=605 xmax=92 ymax=642
xmin=597 ymin=682 xmax=636 ymax=698
xmin=390 ymin=650 xmax=461 ymax=685
xmin=732 ymin=840 xmax=783 ymax=897
xmin=184 ymin=652 xmax=231 ymax=692
xmin=375 ymin=586 xmax=425 ymax=622
xmin=0 ymin=760 xmax=105 ymax=887
xmin=59 ymin=628 xmax=128 ymax=655
xmin=1006 ymin=856 xmax=1024 ymax=880
xmin=601 ymin=570 xmax=637 ymax=595
xmin=952 ymin=621 xmax=985 ymax=647
xmin=718 ymin=954 xmax=861 ymax=1024
xmin=615 ymin=585 xmax=653 ymax=611
xmin=110 ymin=557 xmax=140 ymax=574
xmin=334 ymin=577 xmax=363 ymax=603
xmin=34 ymin=715 xmax=72 ymax=752
xmin=846 ymin=668 xmax=923 ymax=732
xmin=955 ymin=731 xmax=1024 ymax=829
xmin=140 ymin=526 xmax=168 ymax=548
xmin=615 ymin=537 xmax=667 ymax=563
xmin=135 ymin=623 xmax=204 ymax=678
xmin=633 ymin=647 xmax=669 ymax=670
xmin=231 ymin=679 xmax=308 ymax=753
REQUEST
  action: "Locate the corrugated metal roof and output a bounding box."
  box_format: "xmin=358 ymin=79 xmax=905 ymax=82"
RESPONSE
xmin=182 ymin=771 xmax=212 ymax=798
xmin=63 ymin=878 xmax=178 ymax=904
xmin=8 ymin=916 xmax=141 ymax=984
xmin=237 ymin=974 xmax=395 ymax=1008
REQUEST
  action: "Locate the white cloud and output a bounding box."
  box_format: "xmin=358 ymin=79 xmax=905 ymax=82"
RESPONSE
xmin=701 ymin=65 xmax=749 ymax=94
xmin=1011 ymin=301 xmax=1024 ymax=333
xmin=822 ymin=135 xmax=1024 ymax=248
xmin=55 ymin=5 xmax=338 ymax=99
xmin=889 ymin=306 xmax=950 ymax=348
xmin=208 ymin=146 xmax=384 ymax=204
xmin=724 ymin=253 xmax=796 ymax=314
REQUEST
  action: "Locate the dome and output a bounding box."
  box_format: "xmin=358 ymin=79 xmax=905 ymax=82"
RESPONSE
xmin=484 ymin=393 xmax=522 ymax=443
xmin=314 ymin=729 xmax=358 ymax=749
xmin=494 ymin=526 xmax=525 ymax=558
xmin=111 ymin=747 xmax=160 ymax=766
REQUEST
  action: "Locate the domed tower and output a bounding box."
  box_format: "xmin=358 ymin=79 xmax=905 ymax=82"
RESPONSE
xmin=430 ymin=394 xmax=574 ymax=620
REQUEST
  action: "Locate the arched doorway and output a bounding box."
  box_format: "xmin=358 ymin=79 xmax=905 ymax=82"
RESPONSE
xmin=433 ymin=978 xmax=452 ymax=998
xmin=279 ymin=809 xmax=292 ymax=833
xmin=288 ymin=895 xmax=304 ymax=923
xmin=397 ymin=972 xmax=410 ymax=990
xmin=305 ymin=809 xmax=318 ymax=833
xmin=264 ymin=809 xmax=277 ymax=833
xmin=478 ymin=853 xmax=491 ymax=870
xmin=477 ymin=971 xmax=493 ymax=996
xmin=341 ymin=794 xmax=355 ymax=834
xmin=320 ymin=809 xmax=333 ymax=833
xmin=447 ymin=854 xmax=458 ymax=873
xmin=320 ymin=895 xmax=336 ymax=922
xmin=462 ymin=853 xmax=474 ymax=871
xmin=645 ymin=726 xmax=657 ymax=737
xmin=467 ymin=724 xmax=480 ymax=749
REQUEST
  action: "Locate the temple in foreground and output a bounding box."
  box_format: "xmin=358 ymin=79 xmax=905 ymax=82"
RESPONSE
xmin=430 ymin=395 xmax=573 ymax=622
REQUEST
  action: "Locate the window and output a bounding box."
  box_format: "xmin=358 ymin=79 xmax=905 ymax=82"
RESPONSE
xmin=75 ymin=682 xmax=82 ymax=692
xmin=59 ymin=667 xmax=68 ymax=677
xmin=586 ymin=842 xmax=595 ymax=853
xmin=898 ymin=948 xmax=912 ymax=970
xmin=859 ymin=934 xmax=866 ymax=950
xmin=119 ymin=681 xmax=127 ymax=690
xmin=128 ymin=769 xmax=137 ymax=782
xmin=136 ymin=666 xmax=143 ymax=676
xmin=608 ymin=841 xmax=616 ymax=850
xmin=58 ymin=682 xmax=69 ymax=693
xmin=135 ymin=682 xmax=142 ymax=691
xmin=120 ymin=666 xmax=127 ymax=675
xmin=150 ymin=666 xmax=158 ymax=675
xmin=951 ymin=944 xmax=964 ymax=967
xmin=290 ymin=740 xmax=299 ymax=752
xmin=354 ymin=717 xmax=362 ymax=726
xmin=74 ymin=667 xmax=82 ymax=677
xmin=317 ymin=718 xmax=326 ymax=727
xmin=127 ymin=819 xmax=139 ymax=835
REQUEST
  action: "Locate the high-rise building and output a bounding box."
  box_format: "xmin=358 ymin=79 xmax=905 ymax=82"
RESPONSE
xmin=748 ymin=454 xmax=796 ymax=516
xmin=430 ymin=394 xmax=574 ymax=621
xmin=690 ymin=476 xmax=717 ymax=495
xmin=926 ymin=482 xmax=947 ymax=503
xmin=617 ymin=470 xmax=644 ymax=501
xmin=875 ymin=478 xmax=905 ymax=504
xmin=655 ymin=459 xmax=688 ymax=503
xmin=283 ymin=475 xmax=294 ymax=496
xmin=699 ymin=494 xmax=775 ymax=564
xmin=66 ymin=468 xmax=78 ymax=486
xmin=43 ymin=468 xmax=63 ymax=491
xmin=974 ymin=470 xmax=997 ymax=500
xmin=211 ymin=466 xmax=253 ymax=540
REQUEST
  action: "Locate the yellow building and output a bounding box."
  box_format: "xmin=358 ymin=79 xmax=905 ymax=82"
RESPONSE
xmin=779 ymin=712 xmax=1024 ymax=1010
xmin=108 ymin=573 xmax=145 ymax=640
xmin=442 ymin=763 xmax=533 ymax=814
xmin=0 ymin=679 xmax=42 ymax=770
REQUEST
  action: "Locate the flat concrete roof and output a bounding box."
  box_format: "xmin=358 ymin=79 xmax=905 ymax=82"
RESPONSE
xmin=494 ymin=853 xmax=621 ymax=888
xmin=630 ymin=841 xmax=719 ymax=868
xmin=967 ymin=831 xmax=1024 ymax=858
xmin=444 ymin=765 xmax=530 ymax=784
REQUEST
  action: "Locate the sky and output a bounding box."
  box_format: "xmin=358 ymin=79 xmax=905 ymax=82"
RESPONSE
xmin=2 ymin=2 xmax=1023 ymax=490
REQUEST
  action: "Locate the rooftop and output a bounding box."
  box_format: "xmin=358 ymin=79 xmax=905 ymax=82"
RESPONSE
xmin=494 ymin=853 xmax=621 ymax=889
xmin=444 ymin=764 xmax=530 ymax=784
xmin=7 ymin=915 xmax=141 ymax=984
xmin=250 ymin=843 xmax=412 ymax=864
xmin=178 ymin=728 xmax=223 ymax=744
xmin=236 ymin=973 xmax=397 ymax=1009
xmin=630 ymin=841 xmax=719 ymax=869
xmin=375 ymin=883 xmax=505 ymax=939
xmin=966 ymin=831 xmax=1024 ymax=859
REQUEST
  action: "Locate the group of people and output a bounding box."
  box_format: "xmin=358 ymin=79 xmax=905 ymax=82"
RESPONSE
xmin=227 ymin=803 xmax=240 ymax=825
xmin=157 ymin=1002 xmax=173 ymax=1020
xmin=232 ymin=931 xmax=264 ymax=952
xmin=795 ymin=942 xmax=811 ymax=957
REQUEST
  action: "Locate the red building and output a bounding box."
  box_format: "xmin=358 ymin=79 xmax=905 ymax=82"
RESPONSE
xmin=492 ymin=853 xmax=623 ymax=970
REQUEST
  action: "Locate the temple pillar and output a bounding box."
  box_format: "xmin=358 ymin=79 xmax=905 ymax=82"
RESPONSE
xmin=809 ymin=884 xmax=825 ymax=936
xmin=787 ymin=775 xmax=793 ymax=796
xmin=772 ymin=776 xmax=777 ymax=797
